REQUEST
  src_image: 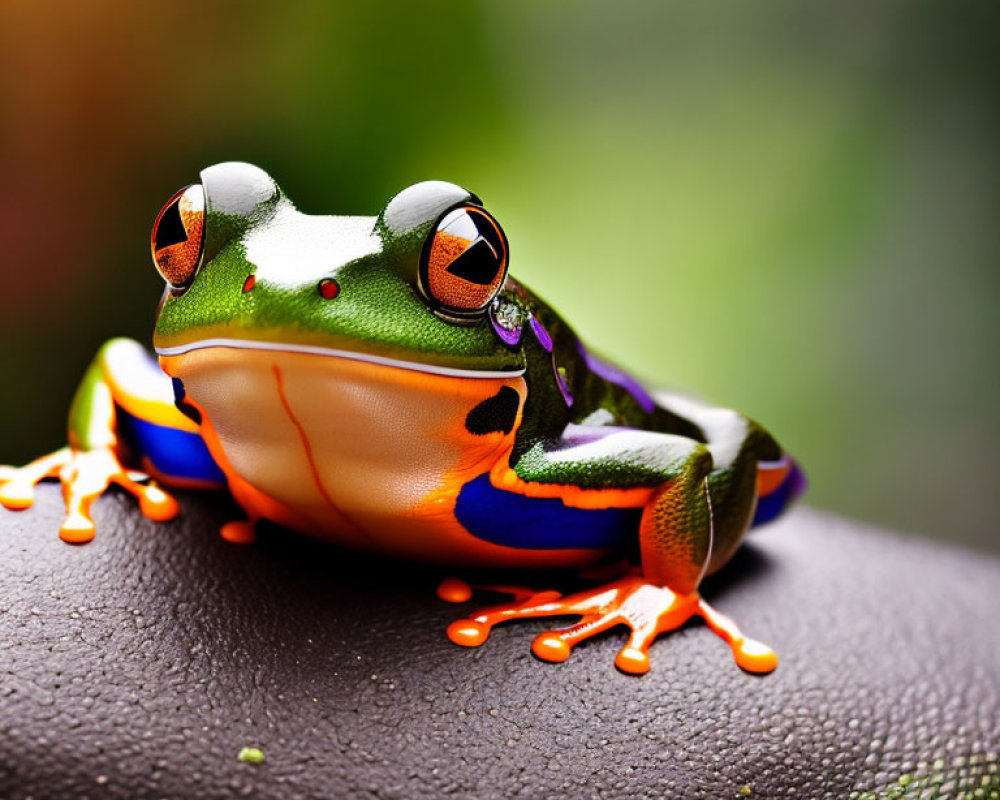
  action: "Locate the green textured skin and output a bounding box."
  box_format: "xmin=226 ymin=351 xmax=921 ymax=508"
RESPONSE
xmin=513 ymin=440 xmax=696 ymax=489
xmin=848 ymin=752 xmax=999 ymax=799
xmin=640 ymin=449 xmax=714 ymax=591
xmin=66 ymin=340 xmax=117 ymax=451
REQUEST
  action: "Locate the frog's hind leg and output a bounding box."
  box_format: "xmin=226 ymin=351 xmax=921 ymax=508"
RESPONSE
xmin=654 ymin=391 xmax=799 ymax=572
xmin=442 ymin=424 xmax=778 ymax=674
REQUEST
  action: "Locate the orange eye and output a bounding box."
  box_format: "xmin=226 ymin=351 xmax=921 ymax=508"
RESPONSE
xmin=151 ymin=184 xmax=205 ymax=288
xmin=419 ymin=205 xmax=508 ymax=317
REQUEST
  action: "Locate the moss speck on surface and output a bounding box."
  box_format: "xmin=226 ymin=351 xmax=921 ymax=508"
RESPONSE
xmin=237 ymin=746 xmax=264 ymax=765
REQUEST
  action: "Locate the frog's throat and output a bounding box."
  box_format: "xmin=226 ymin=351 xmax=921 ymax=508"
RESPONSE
xmin=153 ymin=338 xmax=525 ymax=380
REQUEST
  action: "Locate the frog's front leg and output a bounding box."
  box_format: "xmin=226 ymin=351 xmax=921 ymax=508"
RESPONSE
xmin=443 ymin=425 xmax=779 ymax=674
xmin=0 ymin=339 xmax=182 ymax=542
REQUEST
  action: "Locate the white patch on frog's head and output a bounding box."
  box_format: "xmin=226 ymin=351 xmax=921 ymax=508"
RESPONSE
xmin=245 ymin=204 xmax=381 ymax=289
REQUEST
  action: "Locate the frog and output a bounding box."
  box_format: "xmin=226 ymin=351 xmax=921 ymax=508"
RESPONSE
xmin=0 ymin=162 xmax=805 ymax=675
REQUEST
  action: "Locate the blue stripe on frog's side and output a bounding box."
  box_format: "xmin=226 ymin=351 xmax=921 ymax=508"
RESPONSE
xmin=115 ymin=406 xmax=226 ymax=485
xmin=454 ymin=472 xmax=641 ymax=551
xmin=751 ymin=460 xmax=807 ymax=528
xmin=457 ymin=457 xmax=805 ymax=551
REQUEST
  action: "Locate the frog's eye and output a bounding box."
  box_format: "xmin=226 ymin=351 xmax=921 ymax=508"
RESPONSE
xmin=419 ymin=205 xmax=509 ymax=318
xmin=151 ymin=184 xmax=205 ymax=288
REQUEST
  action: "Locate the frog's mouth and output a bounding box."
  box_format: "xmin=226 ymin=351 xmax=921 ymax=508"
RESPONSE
xmin=154 ymin=337 xmax=526 ymax=380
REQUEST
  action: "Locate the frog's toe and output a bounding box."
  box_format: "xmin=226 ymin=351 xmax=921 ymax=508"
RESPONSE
xmin=614 ymin=622 xmax=663 ymax=675
xmin=220 ymin=520 xmax=257 ymax=544
xmin=530 ymin=613 xmax=621 ymax=664
xmin=0 ymin=448 xmax=72 ymax=511
xmin=137 ymin=484 xmax=180 ymax=522
xmin=436 ymin=577 xmax=548 ymax=606
xmin=60 ymin=511 xmax=96 ymax=544
xmin=695 ymin=598 xmax=778 ymax=673
xmin=730 ymin=638 xmax=779 ymax=674
xmin=0 ymin=479 xmax=37 ymax=510
xmin=436 ymin=577 xmax=474 ymax=603
xmin=111 ymin=472 xmax=179 ymax=523
xmin=615 ymin=647 xmax=651 ymax=675
xmin=442 ymin=582 xmax=567 ymax=650
xmin=531 ymin=632 xmax=573 ymax=662
xmin=446 ymin=619 xmax=490 ymax=647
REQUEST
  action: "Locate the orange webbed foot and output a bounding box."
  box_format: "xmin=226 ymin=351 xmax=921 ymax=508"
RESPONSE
xmin=439 ymin=575 xmax=777 ymax=675
xmin=0 ymin=447 xmax=179 ymax=543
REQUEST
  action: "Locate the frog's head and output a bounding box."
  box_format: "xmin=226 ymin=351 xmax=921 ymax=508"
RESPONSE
xmin=151 ymin=162 xmax=527 ymax=375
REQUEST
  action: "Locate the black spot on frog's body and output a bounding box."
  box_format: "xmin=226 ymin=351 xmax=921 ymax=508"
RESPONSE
xmin=465 ymin=386 xmax=519 ymax=436
xmin=171 ymin=377 xmax=202 ymax=424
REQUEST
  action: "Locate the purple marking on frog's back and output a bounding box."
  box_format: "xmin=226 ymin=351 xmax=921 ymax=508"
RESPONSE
xmin=577 ymin=342 xmax=656 ymax=413
xmin=557 ymin=423 xmax=634 ymax=448
xmin=529 ymin=315 xmax=553 ymax=352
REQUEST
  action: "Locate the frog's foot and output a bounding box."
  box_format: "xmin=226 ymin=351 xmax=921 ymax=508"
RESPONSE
xmin=440 ymin=575 xmax=777 ymax=675
xmin=0 ymin=447 xmax=179 ymax=543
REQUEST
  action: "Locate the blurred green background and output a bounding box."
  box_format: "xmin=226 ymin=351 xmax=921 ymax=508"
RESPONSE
xmin=1 ymin=1 xmax=997 ymax=551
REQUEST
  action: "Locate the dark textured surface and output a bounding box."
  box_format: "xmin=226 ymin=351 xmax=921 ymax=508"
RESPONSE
xmin=0 ymin=486 xmax=997 ymax=800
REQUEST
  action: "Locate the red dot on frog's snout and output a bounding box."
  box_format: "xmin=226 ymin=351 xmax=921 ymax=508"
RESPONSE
xmin=242 ymin=274 xmax=256 ymax=293
xmin=319 ymin=278 xmax=340 ymax=300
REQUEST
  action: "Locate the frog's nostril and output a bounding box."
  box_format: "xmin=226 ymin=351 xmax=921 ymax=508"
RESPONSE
xmin=318 ymin=278 xmax=340 ymax=300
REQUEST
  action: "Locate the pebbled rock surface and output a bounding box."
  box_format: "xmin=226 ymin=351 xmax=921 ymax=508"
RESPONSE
xmin=0 ymin=486 xmax=997 ymax=800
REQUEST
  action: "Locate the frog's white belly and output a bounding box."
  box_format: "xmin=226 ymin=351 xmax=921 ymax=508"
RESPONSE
xmin=168 ymin=346 xmax=523 ymax=555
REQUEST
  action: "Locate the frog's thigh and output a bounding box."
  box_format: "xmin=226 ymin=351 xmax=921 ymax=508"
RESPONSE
xmin=99 ymin=339 xmax=224 ymax=487
xmin=655 ymin=393 xmax=774 ymax=574
xmin=513 ymin=428 xmax=715 ymax=593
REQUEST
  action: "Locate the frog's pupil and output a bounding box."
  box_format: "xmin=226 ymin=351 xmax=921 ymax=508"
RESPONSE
xmin=154 ymin=200 xmax=187 ymax=251
xmin=445 ymin=239 xmax=498 ymax=285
